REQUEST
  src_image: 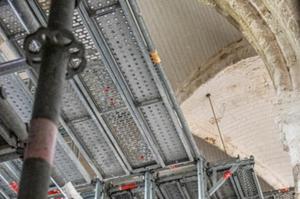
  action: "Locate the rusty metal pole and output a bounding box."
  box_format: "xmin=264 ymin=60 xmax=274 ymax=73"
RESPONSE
xmin=17 ymin=0 xmax=81 ymax=199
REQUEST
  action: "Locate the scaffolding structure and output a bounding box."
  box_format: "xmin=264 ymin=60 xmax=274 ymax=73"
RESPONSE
xmin=0 ymin=0 xmax=293 ymax=198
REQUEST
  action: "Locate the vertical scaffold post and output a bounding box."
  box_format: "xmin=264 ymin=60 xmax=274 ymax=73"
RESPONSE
xmin=17 ymin=0 xmax=81 ymax=199
xmin=197 ymin=158 xmax=206 ymax=199
xmin=145 ymin=172 xmax=153 ymax=199
xmin=95 ymin=179 xmax=104 ymax=199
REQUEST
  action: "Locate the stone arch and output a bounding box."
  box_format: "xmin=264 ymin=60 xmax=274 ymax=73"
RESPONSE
xmin=200 ymin=0 xmax=300 ymax=91
xmin=196 ymin=0 xmax=300 ymax=196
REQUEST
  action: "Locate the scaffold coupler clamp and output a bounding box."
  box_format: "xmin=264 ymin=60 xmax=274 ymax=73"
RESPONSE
xmin=23 ymin=27 xmax=86 ymax=79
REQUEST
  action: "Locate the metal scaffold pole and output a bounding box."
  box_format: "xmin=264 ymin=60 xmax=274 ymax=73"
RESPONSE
xmin=18 ymin=0 xmax=85 ymax=198
xmin=197 ymin=158 xmax=206 ymax=199
xmin=144 ymin=172 xmax=153 ymax=199
xmin=95 ymin=179 xmax=104 ymax=199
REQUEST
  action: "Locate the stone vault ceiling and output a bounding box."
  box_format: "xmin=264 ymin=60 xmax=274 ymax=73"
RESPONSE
xmin=181 ymin=56 xmax=293 ymax=189
xmin=138 ymin=0 xmax=244 ymax=91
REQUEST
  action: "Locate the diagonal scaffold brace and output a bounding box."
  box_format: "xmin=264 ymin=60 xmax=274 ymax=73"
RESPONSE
xmin=18 ymin=0 xmax=86 ymax=199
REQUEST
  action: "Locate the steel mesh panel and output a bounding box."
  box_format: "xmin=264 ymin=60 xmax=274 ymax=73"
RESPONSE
xmin=73 ymin=10 xmax=84 ymax=27
xmin=103 ymin=109 xmax=155 ymax=168
xmin=86 ymin=0 xmax=118 ymax=10
xmin=0 ymin=3 xmax=25 ymax=37
xmin=61 ymin=82 xmax=89 ymax=121
xmin=71 ymin=119 xmax=125 ymax=177
xmin=237 ymin=168 xmax=258 ymax=197
xmin=72 ymin=16 xmax=126 ymax=112
xmin=54 ymin=141 xmax=86 ymax=185
xmin=36 ymin=0 xmax=51 ymax=15
xmin=161 ymin=183 xmax=184 ymax=199
xmin=72 ymin=21 xmax=103 ymax=69
xmin=73 ymin=25 xmax=101 ymax=65
xmin=35 ymin=1 xmax=84 ymax=29
xmin=140 ymin=102 xmax=188 ymax=164
xmin=13 ymin=32 xmax=27 ymax=50
xmin=0 ymin=74 xmax=32 ymax=122
xmin=277 ymin=193 xmax=295 ymax=199
xmin=0 ymin=2 xmax=27 ymax=52
xmin=80 ymin=64 xmax=125 ymax=112
xmin=73 ymin=23 xmax=100 ymax=62
xmin=36 ymin=1 xmax=85 ymax=31
xmin=95 ymin=8 xmax=160 ymax=102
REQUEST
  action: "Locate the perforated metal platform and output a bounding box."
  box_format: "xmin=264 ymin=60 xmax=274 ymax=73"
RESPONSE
xmin=0 ymin=74 xmax=89 ymax=185
xmin=32 ymin=0 xmax=195 ymax=174
xmin=0 ymin=0 xmax=198 ymax=195
xmin=0 ymin=0 xmax=273 ymax=198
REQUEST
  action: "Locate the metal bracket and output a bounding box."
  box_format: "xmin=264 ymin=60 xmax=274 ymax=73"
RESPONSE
xmin=24 ymin=27 xmax=86 ymax=79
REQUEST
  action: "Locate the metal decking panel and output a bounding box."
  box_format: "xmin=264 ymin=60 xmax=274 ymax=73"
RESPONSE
xmin=71 ymin=118 xmax=125 ymax=177
xmin=103 ymin=109 xmax=155 ymax=168
xmin=86 ymin=0 xmax=118 ymax=11
xmin=0 ymin=73 xmax=87 ymax=185
xmin=93 ymin=6 xmax=190 ymax=164
xmin=72 ymin=8 xmax=157 ymax=170
xmin=34 ymin=0 xmax=165 ymax=170
xmin=61 ymin=82 xmax=90 ymax=121
xmin=54 ymin=138 xmax=87 ymax=185
xmin=0 ymin=3 xmax=25 ymax=37
xmin=140 ymin=102 xmax=188 ymax=163
xmin=72 ymin=11 xmax=126 ymax=113
xmin=0 ymin=0 xmax=198 ymax=183
xmin=80 ymin=63 xmax=125 ymax=112
xmin=236 ymin=166 xmax=259 ymax=198
xmin=0 ymin=0 xmax=128 ymax=179
xmin=95 ymin=8 xmax=160 ymax=103
xmin=31 ymin=0 xmax=195 ymax=170
xmin=0 ymin=75 xmax=32 ymax=122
